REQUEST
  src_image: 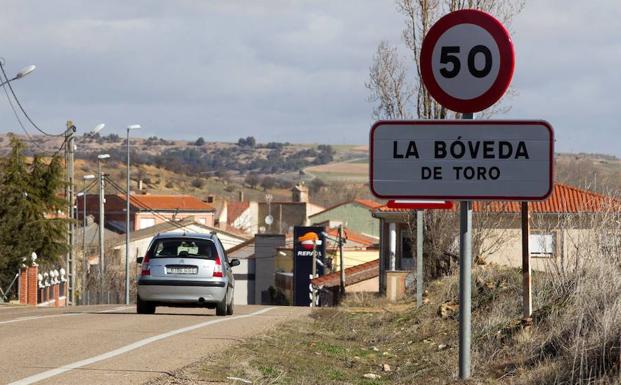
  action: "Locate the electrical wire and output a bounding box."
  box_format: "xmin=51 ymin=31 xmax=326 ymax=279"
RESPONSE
xmin=104 ymin=182 xmax=186 ymax=230
xmin=0 ymin=69 xmax=49 ymax=153
xmin=76 ymin=179 xmax=98 ymax=195
xmin=103 ymin=176 xmax=189 ymax=231
xmin=103 ymin=176 xmax=368 ymax=265
xmin=0 ymin=61 xmax=64 ymax=137
xmin=0 ymin=63 xmax=68 ymax=157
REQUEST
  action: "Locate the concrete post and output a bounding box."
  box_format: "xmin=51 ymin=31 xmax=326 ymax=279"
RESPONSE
xmin=389 ymin=222 xmax=397 ymax=271
xmin=416 ymin=210 xmax=424 ymax=307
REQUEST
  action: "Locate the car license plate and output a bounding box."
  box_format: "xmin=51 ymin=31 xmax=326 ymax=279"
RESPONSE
xmin=167 ymin=267 xmax=198 ymax=275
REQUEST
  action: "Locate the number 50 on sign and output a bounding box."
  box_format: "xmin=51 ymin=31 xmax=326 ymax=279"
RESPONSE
xmin=421 ymin=9 xmax=515 ymax=113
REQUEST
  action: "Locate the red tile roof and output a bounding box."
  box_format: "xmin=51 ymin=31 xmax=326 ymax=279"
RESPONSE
xmin=311 ymin=259 xmax=379 ymax=288
xmin=124 ymin=194 xmax=216 ymax=212
xmin=354 ymin=199 xmax=383 ymax=210
xmin=374 ymin=184 xmax=621 ymax=214
xmin=227 ymin=201 xmax=250 ymax=224
xmin=309 ymin=198 xmax=382 ymax=218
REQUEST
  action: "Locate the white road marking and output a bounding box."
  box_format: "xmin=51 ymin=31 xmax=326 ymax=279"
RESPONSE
xmin=0 ymin=306 xmax=133 ymax=326
xmin=0 ymin=313 xmax=81 ymax=325
xmin=97 ymin=306 xmax=133 ymax=313
xmin=8 ymin=307 xmax=276 ymax=385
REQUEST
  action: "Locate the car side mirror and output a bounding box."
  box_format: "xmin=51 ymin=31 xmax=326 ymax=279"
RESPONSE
xmin=230 ymin=259 xmax=240 ymax=267
xmin=136 ymin=256 xmax=144 ymax=264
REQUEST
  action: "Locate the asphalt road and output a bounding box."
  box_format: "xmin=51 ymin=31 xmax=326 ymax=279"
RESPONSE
xmin=0 ymin=304 xmax=310 ymax=385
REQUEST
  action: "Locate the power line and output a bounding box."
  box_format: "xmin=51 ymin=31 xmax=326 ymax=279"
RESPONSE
xmin=0 ymin=64 xmax=68 ymax=156
xmin=103 ymin=176 xmax=189 ymax=232
xmin=0 ymin=70 xmax=48 ymax=153
xmin=0 ymin=61 xmax=63 ymax=137
xmin=76 ymin=179 xmax=98 ymax=195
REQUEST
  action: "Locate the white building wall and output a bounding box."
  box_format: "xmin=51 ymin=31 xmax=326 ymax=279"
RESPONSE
xmin=231 ymin=258 xmax=255 ymax=305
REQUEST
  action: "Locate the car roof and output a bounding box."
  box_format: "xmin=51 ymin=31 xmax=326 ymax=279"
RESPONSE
xmin=152 ymin=232 xmax=218 ymax=241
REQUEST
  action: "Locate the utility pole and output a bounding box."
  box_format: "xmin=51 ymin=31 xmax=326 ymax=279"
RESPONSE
xmin=266 ymin=194 xmax=273 ymax=232
xmin=97 ymin=154 xmax=110 ymax=302
xmin=65 ymin=121 xmax=76 ymax=305
xmin=311 ymin=240 xmax=317 ymax=307
xmin=81 ymin=175 xmax=95 ymax=303
xmin=126 ymin=128 xmax=131 ymax=305
xmin=126 ymin=124 xmax=140 ymax=305
xmin=338 ymin=225 xmax=345 ymax=296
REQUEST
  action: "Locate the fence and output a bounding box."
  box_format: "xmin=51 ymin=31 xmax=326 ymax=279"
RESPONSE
xmin=18 ymin=263 xmax=68 ymax=307
xmin=17 ymin=261 xmax=133 ymax=306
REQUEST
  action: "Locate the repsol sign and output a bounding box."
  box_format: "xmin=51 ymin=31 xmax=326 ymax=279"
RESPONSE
xmin=370 ymin=121 xmax=554 ymax=200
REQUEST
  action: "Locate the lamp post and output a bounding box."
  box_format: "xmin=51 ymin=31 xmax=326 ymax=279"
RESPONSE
xmin=126 ymin=124 xmax=141 ymax=305
xmin=0 ymin=64 xmax=36 ymax=87
xmin=97 ymin=154 xmax=110 ymax=301
xmin=81 ymin=174 xmax=95 ymax=302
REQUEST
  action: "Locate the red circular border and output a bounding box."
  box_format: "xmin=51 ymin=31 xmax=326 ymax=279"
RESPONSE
xmin=420 ymin=9 xmax=515 ymax=113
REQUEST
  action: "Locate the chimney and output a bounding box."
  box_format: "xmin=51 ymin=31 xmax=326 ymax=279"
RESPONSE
xmin=291 ymin=182 xmax=309 ymax=203
xmin=238 ymin=191 xmax=244 ymax=202
xmin=206 ymin=195 xmax=215 ymax=203
xmin=138 ymin=179 xmax=143 ymax=191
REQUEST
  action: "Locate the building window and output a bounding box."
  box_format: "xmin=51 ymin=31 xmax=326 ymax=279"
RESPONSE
xmin=529 ymin=233 xmax=555 ymax=257
xmin=139 ymin=218 xmax=156 ymax=230
xmin=401 ymin=236 xmax=414 ymax=259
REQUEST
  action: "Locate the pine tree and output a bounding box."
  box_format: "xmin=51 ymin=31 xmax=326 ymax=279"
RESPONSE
xmin=0 ymin=137 xmax=69 ymax=286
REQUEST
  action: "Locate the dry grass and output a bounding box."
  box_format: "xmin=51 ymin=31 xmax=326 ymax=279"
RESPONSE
xmin=146 ymin=209 xmax=621 ymax=385
xmin=465 ymin=210 xmax=621 ymax=385
xmin=191 ymin=250 xmax=620 ymax=384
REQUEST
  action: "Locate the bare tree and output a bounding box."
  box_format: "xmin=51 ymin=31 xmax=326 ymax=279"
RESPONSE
xmin=366 ymin=41 xmax=414 ymax=120
xmin=368 ymin=0 xmax=525 ymax=120
xmin=403 ymin=203 xmax=513 ymax=280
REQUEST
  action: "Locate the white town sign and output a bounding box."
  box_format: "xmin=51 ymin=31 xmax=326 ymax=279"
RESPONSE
xmin=370 ymin=120 xmax=554 ymax=200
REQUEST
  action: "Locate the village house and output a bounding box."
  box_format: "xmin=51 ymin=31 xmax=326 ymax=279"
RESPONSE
xmin=372 ymin=183 xmax=621 ymax=295
xmin=309 ymin=198 xmax=382 ymax=237
xmin=78 ymin=193 xmax=216 ymax=233
xmin=257 ymin=183 xmax=325 ymax=233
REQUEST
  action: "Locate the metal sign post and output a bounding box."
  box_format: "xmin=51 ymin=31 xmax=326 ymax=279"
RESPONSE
xmin=459 ymin=112 xmax=474 ymax=379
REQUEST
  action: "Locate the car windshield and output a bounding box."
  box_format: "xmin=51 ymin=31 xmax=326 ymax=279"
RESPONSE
xmin=150 ymin=238 xmax=218 ymax=260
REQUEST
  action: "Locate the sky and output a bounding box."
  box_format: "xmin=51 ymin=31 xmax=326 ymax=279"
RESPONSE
xmin=0 ymin=1 xmax=619 ymax=155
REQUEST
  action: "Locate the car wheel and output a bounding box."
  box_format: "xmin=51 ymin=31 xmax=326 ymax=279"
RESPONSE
xmin=226 ymin=295 xmax=234 ymax=315
xmin=137 ymin=296 xmax=156 ymax=315
xmin=215 ymin=293 xmax=228 ymax=316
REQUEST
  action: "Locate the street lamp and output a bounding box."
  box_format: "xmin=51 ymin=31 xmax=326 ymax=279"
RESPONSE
xmin=0 ymin=64 xmax=36 ymax=87
xmin=97 ymin=154 xmax=110 ymax=301
xmin=91 ymin=123 xmax=105 ymax=135
xmin=81 ymin=174 xmax=96 ymax=301
xmin=125 ymin=124 xmax=140 ymax=305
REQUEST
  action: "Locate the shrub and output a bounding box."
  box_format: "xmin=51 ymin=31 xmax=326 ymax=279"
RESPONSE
xmin=191 ymin=178 xmax=205 ymax=188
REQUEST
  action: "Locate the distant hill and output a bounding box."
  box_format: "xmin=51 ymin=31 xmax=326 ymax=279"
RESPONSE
xmin=2 ymin=133 xmax=619 ymax=204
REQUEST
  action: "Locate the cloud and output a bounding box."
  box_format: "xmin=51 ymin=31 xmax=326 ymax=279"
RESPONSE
xmin=0 ymin=0 xmax=618 ymax=155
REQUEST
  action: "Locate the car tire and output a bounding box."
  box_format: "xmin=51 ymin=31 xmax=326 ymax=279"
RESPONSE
xmin=137 ymin=296 xmax=156 ymax=315
xmin=216 ymin=293 xmax=228 ymax=316
xmin=226 ymin=295 xmax=234 ymax=315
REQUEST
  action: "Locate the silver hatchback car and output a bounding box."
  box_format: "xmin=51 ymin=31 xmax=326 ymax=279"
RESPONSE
xmin=136 ymin=232 xmax=239 ymax=316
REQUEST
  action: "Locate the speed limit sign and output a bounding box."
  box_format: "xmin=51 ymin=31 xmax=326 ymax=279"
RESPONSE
xmin=420 ymin=9 xmax=515 ymax=113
